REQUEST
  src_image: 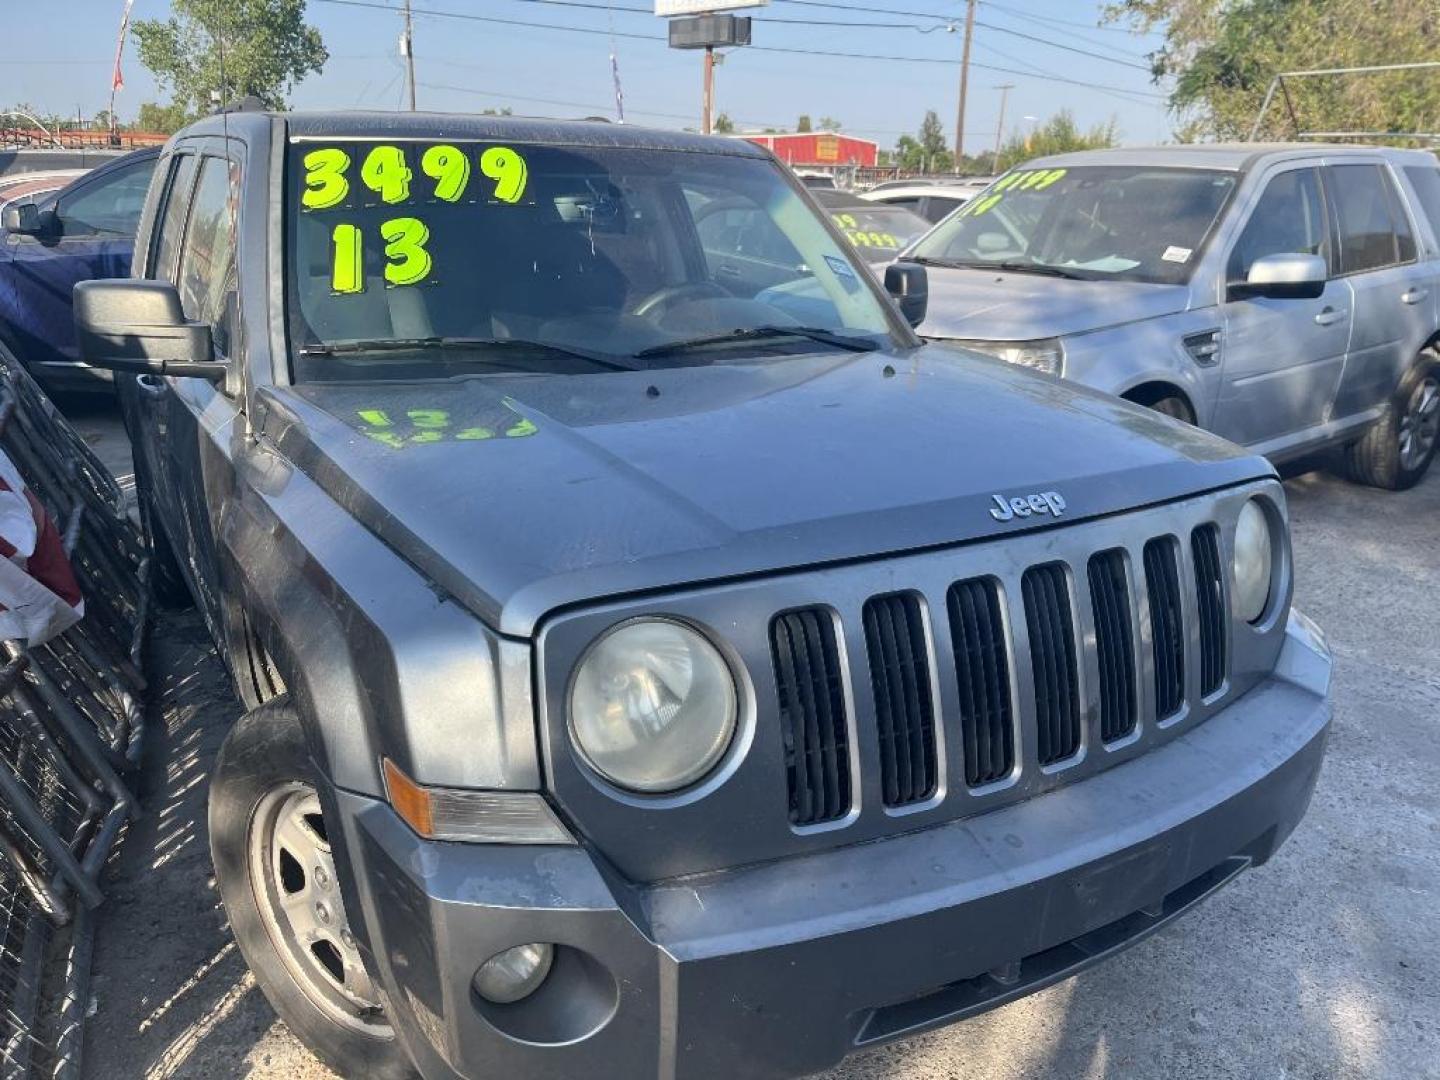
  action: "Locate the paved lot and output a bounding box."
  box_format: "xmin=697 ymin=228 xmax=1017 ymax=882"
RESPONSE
xmin=70 ymin=397 xmax=1439 ymax=1080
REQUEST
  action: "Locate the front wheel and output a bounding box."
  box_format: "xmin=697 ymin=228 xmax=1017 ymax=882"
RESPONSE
xmin=1344 ymin=355 xmax=1440 ymax=490
xmin=209 ymin=697 xmax=413 ymax=1079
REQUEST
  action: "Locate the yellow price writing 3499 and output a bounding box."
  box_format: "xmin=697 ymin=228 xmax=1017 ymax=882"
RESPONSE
xmin=301 ymin=143 xmax=529 ymax=210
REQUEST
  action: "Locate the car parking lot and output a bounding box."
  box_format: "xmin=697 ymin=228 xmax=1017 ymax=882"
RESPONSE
xmin=67 ymin=392 xmax=1437 ymax=1079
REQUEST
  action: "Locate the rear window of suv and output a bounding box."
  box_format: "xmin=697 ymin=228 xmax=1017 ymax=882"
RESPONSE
xmin=1404 ymin=165 xmax=1440 ymax=239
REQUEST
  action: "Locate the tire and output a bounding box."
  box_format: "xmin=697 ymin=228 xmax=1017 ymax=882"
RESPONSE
xmin=210 ymin=697 xmax=414 ymax=1080
xmin=1344 ymin=354 xmax=1440 ymax=490
xmin=1129 ymin=391 xmax=1196 ymax=425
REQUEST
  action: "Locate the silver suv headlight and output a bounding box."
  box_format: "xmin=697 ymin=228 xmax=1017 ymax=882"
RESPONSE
xmin=948 ymin=338 xmax=1064 ymax=376
xmin=1232 ymin=498 xmax=1273 ymax=624
xmin=570 ymin=619 xmax=737 ymax=793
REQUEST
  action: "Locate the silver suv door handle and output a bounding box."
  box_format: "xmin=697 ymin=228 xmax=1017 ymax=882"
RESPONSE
xmin=1402 ymin=287 xmax=1430 ymax=305
xmin=1314 ymin=307 xmax=1348 ymax=326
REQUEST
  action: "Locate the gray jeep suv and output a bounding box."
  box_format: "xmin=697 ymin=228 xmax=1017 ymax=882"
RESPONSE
xmin=73 ymin=112 xmax=1330 ymax=1080
xmin=908 ymin=144 xmax=1440 ymax=489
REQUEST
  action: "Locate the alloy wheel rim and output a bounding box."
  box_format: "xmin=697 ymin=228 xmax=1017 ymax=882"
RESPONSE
xmin=248 ymin=783 xmax=391 ymax=1035
xmin=1398 ymin=377 xmax=1440 ymax=471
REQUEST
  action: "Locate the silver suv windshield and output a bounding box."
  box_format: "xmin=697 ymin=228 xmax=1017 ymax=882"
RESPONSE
xmin=285 ymin=139 xmax=899 ymax=381
xmin=909 ymin=165 xmax=1237 ymax=286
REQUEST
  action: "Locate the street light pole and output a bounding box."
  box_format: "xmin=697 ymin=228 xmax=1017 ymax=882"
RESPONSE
xmin=954 ymin=0 xmax=976 ymax=174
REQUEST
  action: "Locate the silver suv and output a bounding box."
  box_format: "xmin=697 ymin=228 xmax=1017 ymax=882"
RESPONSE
xmin=906 ymin=144 xmax=1440 ymax=488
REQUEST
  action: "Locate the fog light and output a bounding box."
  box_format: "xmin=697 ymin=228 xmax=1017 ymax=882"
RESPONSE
xmin=473 ymin=943 xmax=554 ymax=1004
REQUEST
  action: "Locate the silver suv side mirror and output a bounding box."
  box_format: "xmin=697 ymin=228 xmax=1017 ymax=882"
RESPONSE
xmin=1229 ymin=252 xmax=1327 ymax=301
xmin=73 ymin=279 xmax=227 ymax=381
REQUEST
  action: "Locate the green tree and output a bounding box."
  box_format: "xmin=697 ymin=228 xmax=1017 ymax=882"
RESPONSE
xmin=1106 ymin=0 xmax=1440 ymax=141
xmin=796 ymin=114 xmax=813 ymax=133
xmin=894 ymin=110 xmax=953 ymax=173
xmin=818 ymin=116 xmax=842 ymax=132
xmin=133 ymin=0 xmax=327 ymax=115
xmin=993 ymin=110 xmax=1118 ymax=172
xmin=713 ymin=112 xmax=735 ymax=134
xmin=134 ymin=101 xmax=193 ymax=134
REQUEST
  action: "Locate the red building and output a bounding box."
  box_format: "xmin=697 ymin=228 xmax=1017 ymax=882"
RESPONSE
xmin=740 ymin=132 xmax=879 ymax=168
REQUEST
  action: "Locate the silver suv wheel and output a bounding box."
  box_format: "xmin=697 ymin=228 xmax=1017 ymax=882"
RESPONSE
xmin=1398 ymin=375 xmax=1439 ymax=472
xmin=248 ymin=783 xmax=390 ymax=1035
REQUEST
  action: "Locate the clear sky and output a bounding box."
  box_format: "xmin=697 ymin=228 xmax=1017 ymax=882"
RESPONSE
xmin=11 ymin=0 xmax=1173 ymax=154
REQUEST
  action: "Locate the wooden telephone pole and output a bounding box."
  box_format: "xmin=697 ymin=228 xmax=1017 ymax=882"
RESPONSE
xmin=402 ymin=0 xmax=417 ymax=111
xmin=702 ymin=46 xmax=715 ymax=134
xmin=953 ymin=0 xmax=976 ymax=174
xmin=993 ymin=84 xmax=1014 ymax=170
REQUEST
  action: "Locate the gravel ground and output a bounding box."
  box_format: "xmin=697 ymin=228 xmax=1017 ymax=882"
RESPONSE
xmin=74 ymin=405 xmax=1439 ymax=1080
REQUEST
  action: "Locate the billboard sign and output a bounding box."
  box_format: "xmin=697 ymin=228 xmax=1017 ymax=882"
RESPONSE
xmin=655 ymin=0 xmax=766 ymax=15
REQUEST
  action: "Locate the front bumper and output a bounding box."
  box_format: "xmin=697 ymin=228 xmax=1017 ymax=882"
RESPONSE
xmin=332 ymin=612 xmax=1330 ymax=1080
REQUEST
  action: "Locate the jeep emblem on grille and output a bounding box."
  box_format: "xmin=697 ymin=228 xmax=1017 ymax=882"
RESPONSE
xmin=989 ymin=490 xmax=1067 ymax=522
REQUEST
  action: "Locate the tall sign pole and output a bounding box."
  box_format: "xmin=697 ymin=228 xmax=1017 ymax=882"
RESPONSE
xmin=702 ymin=45 xmax=715 ymax=134
xmin=953 ymin=0 xmax=975 ymax=174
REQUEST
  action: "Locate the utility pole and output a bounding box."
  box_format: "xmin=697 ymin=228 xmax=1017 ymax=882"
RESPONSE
xmin=401 ymin=0 xmax=417 ymax=111
xmin=953 ymin=0 xmax=976 ymax=175
xmin=701 ymin=45 xmax=715 ymax=134
xmin=993 ymin=84 xmax=1013 ymax=171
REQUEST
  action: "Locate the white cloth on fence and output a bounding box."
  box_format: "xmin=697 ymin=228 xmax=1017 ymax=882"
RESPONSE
xmin=0 ymin=448 xmax=83 ymax=646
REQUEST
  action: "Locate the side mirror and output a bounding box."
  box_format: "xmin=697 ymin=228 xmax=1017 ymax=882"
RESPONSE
xmin=885 ymin=261 xmax=929 ymax=328
xmin=73 ymin=280 xmax=226 ymax=381
xmin=1228 ymin=253 xmax=1327 ymax=301
xmin=1 ymin=202 xmax=57 ymax=238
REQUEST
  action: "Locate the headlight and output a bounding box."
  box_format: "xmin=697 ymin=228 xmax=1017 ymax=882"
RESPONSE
xmin=1232 ymin=499 xmax=1273 ymax=623
xmin=949 ymin=338 xmax=1064 ymax=376
xmin=570 ymin=619 xmax=737 ymax=793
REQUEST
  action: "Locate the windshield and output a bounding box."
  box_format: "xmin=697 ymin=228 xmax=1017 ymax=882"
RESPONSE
xmin=826 ymin=205 xmax=931 ymax=263
xmin=909 ymin=165 xmax=1237 ymax=285
xmin=285 ymin=139 xmax=898 ymax=381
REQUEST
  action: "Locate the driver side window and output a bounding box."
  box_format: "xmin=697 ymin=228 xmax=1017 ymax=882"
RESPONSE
xmin=56 ymin=157 xmax=157 ymax=238
xmin=1229 ymin=168 xmax=1327 ymax=283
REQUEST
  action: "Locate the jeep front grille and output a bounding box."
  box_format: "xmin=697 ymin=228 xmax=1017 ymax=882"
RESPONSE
xmin=947 ymin=578 xmax=1014 ymax=787
xmin=1087 ymin=549 xmax=1138 ymax=743
xmin=771 ymin=608 xmax=852 ymax=826
xmin=1144 ymin=537 xmax=1186 ymax=720
xmin=1022 ymin=563 xmax=1082 ymax=766
xmin=862 ymin=593 xmax=939 ymax=807
xmin=1191 ymin=525 xmax=1227 ymax=698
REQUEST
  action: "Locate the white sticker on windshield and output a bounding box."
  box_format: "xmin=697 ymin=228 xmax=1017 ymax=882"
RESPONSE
xmin=1162 ymin=245 xmax=1193 ymax=263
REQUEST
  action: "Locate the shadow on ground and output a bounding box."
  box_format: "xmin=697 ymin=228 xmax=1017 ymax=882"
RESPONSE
xmin=82 ymin=464 xmax=1440 ymax=1079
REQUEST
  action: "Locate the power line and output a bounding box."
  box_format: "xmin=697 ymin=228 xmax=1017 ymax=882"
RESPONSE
xmin=310 ymin=0 xmax=1166 ymax=99
xmin=970 ymin=19 xmax=1149 ymax=71
xmin=981 ymin=0 xmax=1152 ymax=37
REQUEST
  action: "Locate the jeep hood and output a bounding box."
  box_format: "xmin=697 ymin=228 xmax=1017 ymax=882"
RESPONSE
xmin=915 ymin=265 xmax=1191 ymax=341
xmin=265 ymin=347 xmax=1266 ymax=636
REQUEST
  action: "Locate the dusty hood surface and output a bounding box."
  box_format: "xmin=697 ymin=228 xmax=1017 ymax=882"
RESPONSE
xmin=264 ymin=347 xmax=1266 ymax=636
xmin=916 ymin=265 xmax=1192 ymax=341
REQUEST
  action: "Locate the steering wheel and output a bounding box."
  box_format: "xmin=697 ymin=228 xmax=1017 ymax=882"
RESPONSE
xmin=630 ymin=280 xmax=729 ymax=321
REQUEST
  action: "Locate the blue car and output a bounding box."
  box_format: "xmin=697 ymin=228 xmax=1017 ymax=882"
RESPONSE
xmin=0 ymin=147 xmax=159 ymax=393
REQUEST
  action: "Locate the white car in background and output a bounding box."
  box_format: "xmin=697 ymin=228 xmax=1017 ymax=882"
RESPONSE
xmin=862 ymin=177 xmax=993 ymax=223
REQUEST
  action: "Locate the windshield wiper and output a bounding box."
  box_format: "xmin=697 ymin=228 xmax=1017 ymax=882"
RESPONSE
xmin=995 ymin=260 xmax=1087 ymax=280
xmin=908 ymin=255 xmax=981 ymax=270
xmin=298 ymin=336 xmax=641 ymax=372
xmin=633 ymin=325 xmax=880 ymax=360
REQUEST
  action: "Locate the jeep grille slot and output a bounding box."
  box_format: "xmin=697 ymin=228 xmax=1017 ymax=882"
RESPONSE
xmin=1144 ymin=537 xmax=1186 ymax=719
xmin=1191 ymin=525 xmax=1227 ymax=697
xmin=863 ymin=593 xmax=939 ymax=807
xmin=1021 ymin=563 xmax=1081 ymax=766
xmin=947 ymin=577 xmax=1014 ymax=787
xmin=771 ymin=609 xmax=852 ymax=826
xmin=1087 ymin=549 xmax=1137 ymax=743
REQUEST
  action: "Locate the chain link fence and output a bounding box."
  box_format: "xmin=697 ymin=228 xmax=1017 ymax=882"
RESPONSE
xmin=0 ymin=352 xmax=147 ymax=1079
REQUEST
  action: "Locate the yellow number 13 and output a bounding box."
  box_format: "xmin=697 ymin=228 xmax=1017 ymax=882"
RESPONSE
xmin=328 ymin=217 xmax=433 ymax=293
